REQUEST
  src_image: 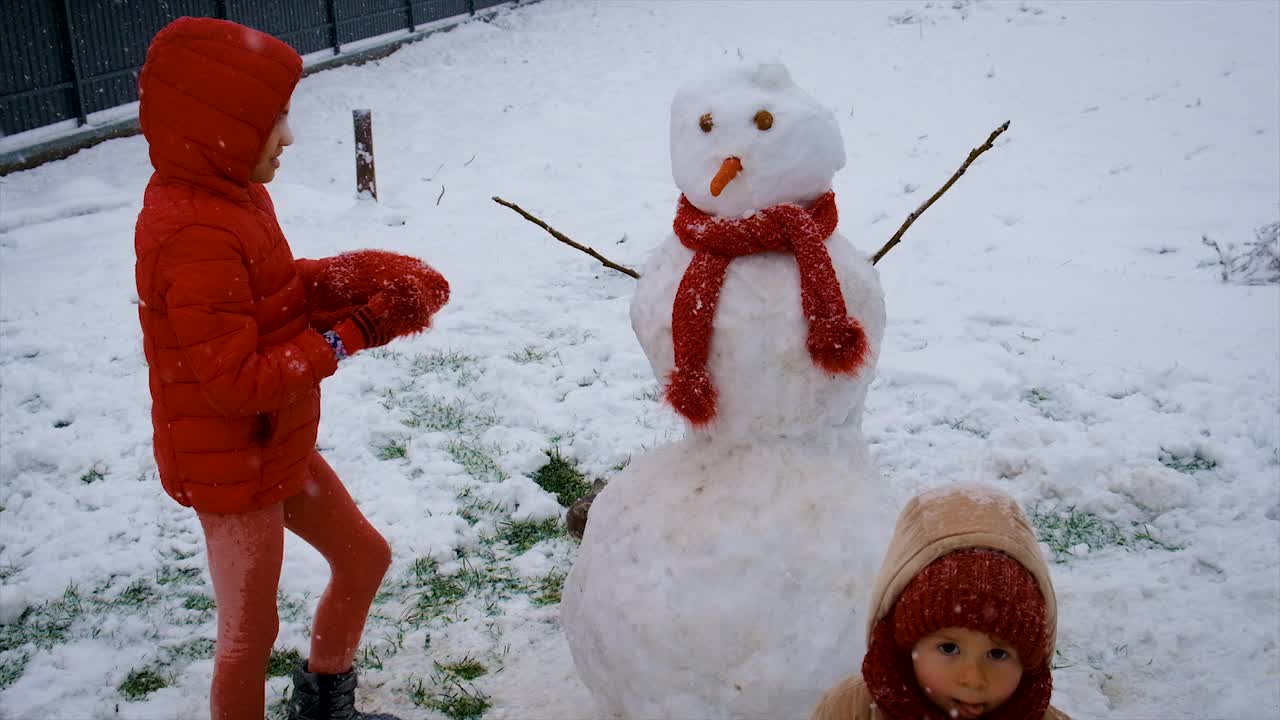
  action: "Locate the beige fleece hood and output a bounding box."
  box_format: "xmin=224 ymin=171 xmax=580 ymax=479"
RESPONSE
xmin=865 ymin=485 xmax=1058 ymax=654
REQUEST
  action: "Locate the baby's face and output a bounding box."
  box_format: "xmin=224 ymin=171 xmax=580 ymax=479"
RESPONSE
xmin=911 ymin=627 xmax=1023 ymax=719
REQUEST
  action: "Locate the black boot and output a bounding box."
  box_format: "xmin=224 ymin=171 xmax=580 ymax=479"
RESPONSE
xmin=287 ymin=661 xmax=402 ymax=720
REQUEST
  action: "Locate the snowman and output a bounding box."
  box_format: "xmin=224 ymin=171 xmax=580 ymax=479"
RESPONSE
xmin=561 ymin=62 xmax=893 ymax=719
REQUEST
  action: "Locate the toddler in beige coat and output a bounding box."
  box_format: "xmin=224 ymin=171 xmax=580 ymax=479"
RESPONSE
xmin=811 ymin=486 xmax=1071 ymax=720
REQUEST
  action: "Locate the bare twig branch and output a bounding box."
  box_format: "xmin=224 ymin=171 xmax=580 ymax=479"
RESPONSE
xmin=493 ymin=196 xmax=641 ymax=279
xmin=436 ymin=185 xmax=446 ymax=206
xmin=1201 ymin=235 xmax=1231 ymax=283
xmin=872 ymin=121 xmax=1011 ymax=265
xmin=463 ymin=153 xmax=477 ymax=167
xmin=494 ymin=124 xmax=1008 ymax=276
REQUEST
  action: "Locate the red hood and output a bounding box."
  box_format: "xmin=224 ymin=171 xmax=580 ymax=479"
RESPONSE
xmin=138 ymin=17 xmax=302 ymax=199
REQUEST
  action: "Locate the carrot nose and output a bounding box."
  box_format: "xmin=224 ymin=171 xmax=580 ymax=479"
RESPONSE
xmin=709 ymin=156 xmax=742 ymax=197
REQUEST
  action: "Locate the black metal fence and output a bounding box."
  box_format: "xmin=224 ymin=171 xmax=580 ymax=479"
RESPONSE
xmin=1 ymin=0 xmax=509 ymax=138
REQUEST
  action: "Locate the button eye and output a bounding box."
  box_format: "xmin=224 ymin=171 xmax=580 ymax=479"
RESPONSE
xmin=754 ymin=109 xmax=774 ymax=131
xmin=699 ymin=113 xmax=714 ymax=133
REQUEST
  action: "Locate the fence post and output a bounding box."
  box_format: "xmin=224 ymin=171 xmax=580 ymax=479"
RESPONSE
xmin=468 ymin=0 xmax=475 ymax=16
xmin=215 ymin=0 xmax=228 ymax=19
xmin=404 ymin=0 xmax=415 ymax=31
xmin=55 ymin=0 xmax=87 ymax=126
xmin=325 ymin=0 xmax=341 ymax=55
xmin=353 ymin=109 xmax=377 ymax=200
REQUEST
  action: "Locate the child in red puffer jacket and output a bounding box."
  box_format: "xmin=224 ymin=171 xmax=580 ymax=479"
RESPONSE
xmin=134 ymin=16 xmax=448 ymax=719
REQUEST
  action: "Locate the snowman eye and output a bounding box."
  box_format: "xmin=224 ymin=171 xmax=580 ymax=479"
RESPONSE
xmin=699 ymin=113 xmax=714 ymax=133
xmin=754 ymin=109 xmax=774 ymax=131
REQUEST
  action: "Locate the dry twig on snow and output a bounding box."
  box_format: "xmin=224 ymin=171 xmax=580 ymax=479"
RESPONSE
xmin=492 ymin=196 xmax=641 ymax=279
xmin=871 ymin=121 xmax=1010 ymax=265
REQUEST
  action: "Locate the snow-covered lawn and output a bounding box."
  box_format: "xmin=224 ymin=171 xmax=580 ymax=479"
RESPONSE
xmin=1 ymin=1 xmax=1276 ymax=717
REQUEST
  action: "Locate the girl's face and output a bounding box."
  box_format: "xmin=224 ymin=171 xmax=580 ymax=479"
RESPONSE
xmin=250 ymin=100 xmax=294 ymax=184
xmin=911 ymin=627 xmax=1024 ymax=719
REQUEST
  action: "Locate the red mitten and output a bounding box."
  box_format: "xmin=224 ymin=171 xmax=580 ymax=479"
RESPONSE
xmin=304 ymin=250 xmax=450 ymax=342
xmin=331 ymin=292 xmax=386 ymax=355
xmin=332 ymin=275 xmax=433 ymax=352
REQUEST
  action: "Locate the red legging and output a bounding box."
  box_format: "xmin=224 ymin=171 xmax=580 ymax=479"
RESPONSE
xmin=197 ymin=452 xmax=392 ymax=719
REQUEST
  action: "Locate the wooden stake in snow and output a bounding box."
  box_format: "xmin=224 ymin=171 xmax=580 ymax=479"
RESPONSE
xmin=353 ymin=109 xmax=377 ymax=200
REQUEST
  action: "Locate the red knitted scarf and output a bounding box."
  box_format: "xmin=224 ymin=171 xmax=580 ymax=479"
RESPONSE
xmin=861 ymin=619 xmax=1053 ymax=720
xmin=666 ymin=191 xmax=868 ymax=425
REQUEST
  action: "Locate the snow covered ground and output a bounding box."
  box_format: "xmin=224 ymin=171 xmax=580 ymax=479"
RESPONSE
xmin=1 ymin=0 xmax=1277 ymax=717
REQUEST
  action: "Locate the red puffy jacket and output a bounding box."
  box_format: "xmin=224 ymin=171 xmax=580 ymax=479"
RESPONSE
xmin=134 ymin=18 xmax=337 ymax=514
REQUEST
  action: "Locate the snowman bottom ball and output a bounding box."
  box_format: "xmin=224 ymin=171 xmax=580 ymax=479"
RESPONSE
xmin=561 ymin=437 xmax=892 ymax=720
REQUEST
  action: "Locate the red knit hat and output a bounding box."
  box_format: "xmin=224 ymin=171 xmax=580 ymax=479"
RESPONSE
xmin=861 ymin=548 xmax=1054 ymax=720
xmin=892 ymin=548 xmax=1049 ymax=668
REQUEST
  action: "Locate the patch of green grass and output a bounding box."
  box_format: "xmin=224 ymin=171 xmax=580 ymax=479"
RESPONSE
xmin=1130 ymin=523 xmax=1184 ymax=552
xmin=115 ymin=579 xmax=157 ymax=607
xmin=610 ymin=457 xmax=631 ymax=473
xmin=455 ymin=558 xmax=524 ymax=596
xmin=0 ymin=651 xmax=29 ymax=691
xmin=438 ymin=656 xmax=488 ymax=681
xmin=401 ymin=396 xmax=469 ymax=432
xmin=80 ymin=465 xmax=106 ymax=484
xmin=182 ymin=593 xmax=216 ymax=613
xmin=447 ymin=440 xmax=507 ymax=481
xmin=356 ymin=644 xmax=385 ymax=671
xmin=277 ymin=592 xmax=308 ymax=624
xmin=410 ymin=350 xmax=482 ymax=386
xmin=387 ymin=388 xmax=500 ymax=435
xmin=547 ymin=431 xmax=576 ymax=446
xmin=529 ymin=570 xmax=565 ymax=607
xmin=496 ymin=518 xmax=562 ymax=553
xmin=119 ymin=667 xmax=169 ymax=701
xmin=355 ymin=637 xmax=403 ymax=671
xmin=376 ymin=437 xmax=410 ymax=461
xmin=0 ymin=586 xmax=84 ymax=651
xmin=1029 ymin=505 xmax=1126 ymax=560
xmin=1024 ymin=388 xmax=1051 ymax=403
xmin=167 ymin=637 xmax=216 ymax=661
xmin=409 ymin=556 xmax=442 ymax=586
xmin=1029 ymin=505 xmax=1183 ymax=562
xmin=531 ymin=448 xmax=591 ymax=507
xmin=411 ymin=350 xmax=479 ymax=374
xmin=156 ymin=566 xmax=201 ymax=586
xmin=405 ymin=560 xmax=468 ymax=625
xmin=166 ymin=546 xmax=199 ymax=562
xmin=452 ymin=488 xmax=506 ymax=528
xmin=434 ymin=686 xmax=491 ymax=720
xmin=509 ymin=346 xmax=548 ymax=364
xmin=411 ymin=677 xmax=492 ymax=720
xmin=266 ymin=647 xmax=302 ymax=678
xmin=1021 ymin=387 xmax=1067 ymax=420
xmin=1158 ymin=448 xmax=1217 ymax=474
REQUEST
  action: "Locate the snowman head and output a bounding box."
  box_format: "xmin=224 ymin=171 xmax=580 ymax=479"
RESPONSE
xmin=670 ymin=62 xmax=846 ymax=218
